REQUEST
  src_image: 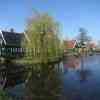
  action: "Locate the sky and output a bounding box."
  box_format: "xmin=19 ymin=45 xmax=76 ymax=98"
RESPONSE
xmin=0 ymin=0 xmax=100 ymax=41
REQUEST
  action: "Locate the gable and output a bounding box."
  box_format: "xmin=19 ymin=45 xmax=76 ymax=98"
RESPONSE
xmin=1 ymin=31 xmax=25 ymax=47
xmin=64 ymin=40 xmax=77 ymax=49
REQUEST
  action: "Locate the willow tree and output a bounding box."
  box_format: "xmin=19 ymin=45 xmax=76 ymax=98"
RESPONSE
xmin=22 ymin=13 xmax=61 ymax=63
xmin=23 ymin=13 xmax=61 ymax=100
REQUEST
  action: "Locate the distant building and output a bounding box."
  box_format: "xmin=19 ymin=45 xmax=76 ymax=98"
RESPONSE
xmin=0 ymin=30 xmax=24 ymax=47
xmin=63 ymin=38 xmax=96 ymax=55
xmin=0 ymin=30 xmax=29 ymax=88
xmin=0 ymin=30 xmax=28 ymax=58
xmin=87 ymin=42 xmax=96 ymax=49
xmin=63 ymin=40 xmax=77 ymax=53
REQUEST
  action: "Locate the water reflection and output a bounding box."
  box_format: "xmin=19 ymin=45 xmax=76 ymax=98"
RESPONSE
xmin=0 ymin=61 xmax=26 ymax=88
xmin=61 ymin=55 xmax=100 ymax=100
xmin=25 ymin=63 xmax=61 ymax=100
xmin=1 ymin=55 xmax=100 ymax=100
xmin=0 ymin=60 xmax=61 ymax=99
xmin=77 ymin=70 xmax=92 ymax=82
xmin=63 ymin=56 xmax=80 ymax=70
xmin=63 ymin=55 xmax=92 ymax=81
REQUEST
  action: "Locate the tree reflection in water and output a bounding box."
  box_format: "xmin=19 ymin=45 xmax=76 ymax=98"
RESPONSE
xmin=25 ymin=63 xmax=61 ymax=100
xmin=77 ymin=69 xmax=92 ymax=82
xmin=63 ymin=55 xmax=92 ymax=82
xmin=77 ymin=55 xmax=92 ymax=82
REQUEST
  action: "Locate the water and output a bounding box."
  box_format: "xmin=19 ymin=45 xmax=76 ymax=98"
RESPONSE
xmin=5 ymin=55 xmax=100 ymax=100
xmin=61 ymin=55 xmax=100 ymax=100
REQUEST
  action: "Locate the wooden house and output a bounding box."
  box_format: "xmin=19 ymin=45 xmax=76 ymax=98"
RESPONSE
xmin=0 ymin=29 xmax=28 ymax=58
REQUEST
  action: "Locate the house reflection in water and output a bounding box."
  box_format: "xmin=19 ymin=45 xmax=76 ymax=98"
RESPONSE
xmin=63 ymin=56 xmax=92 ymax=82
xmin=63 ymin=56 xmax=80 ymax=70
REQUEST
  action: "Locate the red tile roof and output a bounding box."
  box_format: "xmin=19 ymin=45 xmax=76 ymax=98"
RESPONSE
xmin=64 ymin=40 xmax=76 ymax=49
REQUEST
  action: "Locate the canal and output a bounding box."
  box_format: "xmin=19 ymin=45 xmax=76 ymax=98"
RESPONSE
xmin=4 ymin=54 xmax=100 ymax=100
xmin=61 ymin=54 xmax=100 ymax=100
